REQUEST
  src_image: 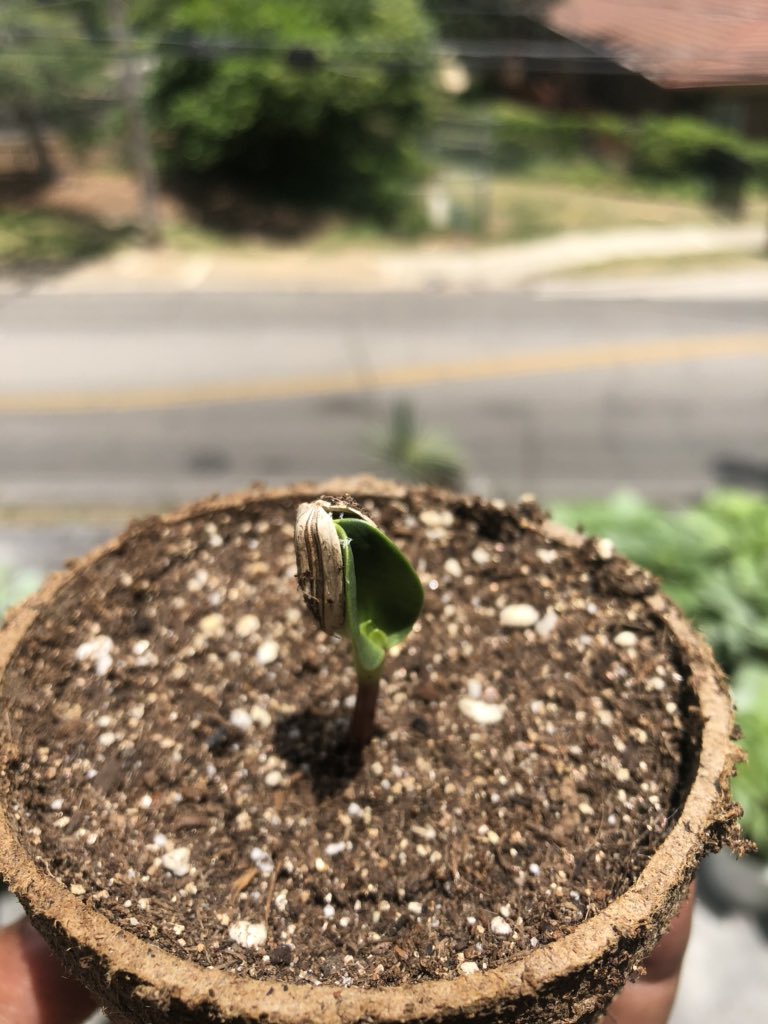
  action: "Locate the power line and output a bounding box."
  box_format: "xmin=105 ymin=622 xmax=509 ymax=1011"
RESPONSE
xmin=0 ymin=33 xmax=633 ymax=70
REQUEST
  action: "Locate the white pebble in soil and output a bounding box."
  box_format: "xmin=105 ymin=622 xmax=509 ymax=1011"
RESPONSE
xmin=75 ymin=635 xmax=114 ymax=677
xmin=161 ymin=846 xmax=192 ymax=878
xmin=229 ymin=920 xmax=267 ymax=949
xmin=250 ymin=705 xmax=273 ymax=728
xmin=256 ymin=639 xmax=279 ymax=665
xmin=249 ymin=847 xmax=274 ymax=877
xmin=499 ymin=603 xmax=540 ymax=629
xmin=458 ymin=697 xmax=505 ymax=725
xmin=198 ymin=613 xmax=226 ymax=639
xmin=491 ymin=916 xmax=513 ymax=937
xmin=229 ymin=707 xmax=253 ymax=733
xmin=595 ymin=537 xmax=615 ymax=560
xmin=419 ymin=509 xmax=454 ymax=529
xmin=235 ymin=613 xmax=260 ymax=638
xmin=534 ymin=607 xmax=559 ymax=639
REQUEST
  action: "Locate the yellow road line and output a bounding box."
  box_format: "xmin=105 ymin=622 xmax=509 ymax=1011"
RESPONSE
xmin=2 ymin=334 xmax=767 ymax=415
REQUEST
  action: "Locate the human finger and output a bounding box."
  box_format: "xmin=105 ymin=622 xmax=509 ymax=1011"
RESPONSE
xmin=601 ymin=882 xmax=696 ymax=1024
xmin=0 ymin=917 xmax=96 ymax=1024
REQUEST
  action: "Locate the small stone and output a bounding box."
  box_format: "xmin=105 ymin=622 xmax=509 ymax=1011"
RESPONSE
xmin=234 ymin=810 xmax=252 ymax=832
xmin=323 ymin=904 xmax=336 ymax=920
xmin=500 ymin=603 xmax=540 ymax=629
xmin=256 ymin=640 xmax=279 ymax=666
xmin=228 ymin=920 xmax=267 ymax=949
xmin=536 ymin=547 xmax=558 ymax=564
xmin=70 ymin=883 xmax=86 ymax=896
xmin=264 ymin=769 xmax=283 ymax=788
xmin=466 ymin=678 xmax=483 ymax=699
xmin=419 ymin=509 xmax=454 ymax=529
xmin=471 ymin=546 xmax=491 ymax=566
xmin=98 ymin=731 xmax=117 ymax=748
xmin=249 ymin=847 xmax=274 ymax=877
xmin=460 ymin=961 xmax=480 ymax=976
xmin=198 ymin=613 xmax=226 ymax=639
xmin=235 ymin=614 xmax=260 ymax=638
xmin=229 ymin=707 xmax=253 ymax=732
xmin=325 ymin=841 xmax=346 ymax=857
xmin=595 ymin=537 xmax=615 ymax=560
xmin=528 ymin=863 xmax=540 ymax=876
xmin=161 ymin=846 xmax=192 ymax=878
xmin=458 ymin=697 xmax=505 ymax=726
xmin=75 ymin=635 xmax=114 ymax=677
xmin=76 ymin=635 xmax=113 ymax=661
xmin=534 ymin=607 xmax=558 ymax=639
xmin=250 ymin=705 xmax=272 ymax=728
xmin=407 ymin=901 xmax=423 ymax=916
xmin=444 ymin=557 xmax=463 ymax=578
xmin=578 ymin=802 xmax=595 ymax=816
xmin=491 ymin=916 xmax=512 ymax=936
xmin=614 ymin=630 xmax=638 ymax=648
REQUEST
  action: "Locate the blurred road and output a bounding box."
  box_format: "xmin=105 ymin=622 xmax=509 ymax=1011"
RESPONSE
xmin=1 ymin=289 xmax=767 ymax=508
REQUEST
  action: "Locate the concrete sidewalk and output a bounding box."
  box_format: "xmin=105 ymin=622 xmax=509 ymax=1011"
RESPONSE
xmin=1 ymin=220 xmax=764 ymax=296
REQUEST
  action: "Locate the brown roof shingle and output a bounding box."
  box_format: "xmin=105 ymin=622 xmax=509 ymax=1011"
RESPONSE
xmin=543 ymin=0 xmax=768 ymax=88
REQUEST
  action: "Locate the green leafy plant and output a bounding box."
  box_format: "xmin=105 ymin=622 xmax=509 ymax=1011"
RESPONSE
xmin=0 ymin=566 xmax=42 ymax=624
xmin=730 ymin=661 xmax=768 ymax=853
xmin=554 ymin=489 xmax=768 ymax=856
xmin=295 ymin=497 xmax=423 ymax=747
xmin=372 ymin=399 xmax=464 ymax=489
xmin=138 ymin=0 xmax=437 ymax=227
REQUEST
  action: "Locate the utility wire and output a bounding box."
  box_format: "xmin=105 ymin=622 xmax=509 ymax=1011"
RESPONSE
xmin=0 ymin=33 xmax=630 ymax=68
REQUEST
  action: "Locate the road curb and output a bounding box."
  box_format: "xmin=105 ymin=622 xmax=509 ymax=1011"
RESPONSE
xmin=1 ymin=222 xmax=764 ymax=296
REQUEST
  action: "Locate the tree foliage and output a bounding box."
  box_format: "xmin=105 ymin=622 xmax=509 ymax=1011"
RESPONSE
xmin=425 ymin=0 xmax=552 ymax=40
xmin=139 ymin=0 xmax=437 ymax=225
xmin=0 ymin=1 xmax=106 ymax=177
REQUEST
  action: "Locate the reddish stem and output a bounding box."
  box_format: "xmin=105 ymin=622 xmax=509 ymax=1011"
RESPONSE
xmin=348 ymin=673 xmax=381 ymax=748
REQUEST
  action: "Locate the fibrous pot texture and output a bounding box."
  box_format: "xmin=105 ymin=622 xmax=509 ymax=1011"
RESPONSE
xmin=0 ymin=478 xmax=743 ymax=1024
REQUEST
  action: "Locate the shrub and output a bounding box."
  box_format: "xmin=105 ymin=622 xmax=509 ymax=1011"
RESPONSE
xmin=140 ymin=0 xmax=436 ymax=228
xmin=445 ymin=100 xmax=768 ymax=190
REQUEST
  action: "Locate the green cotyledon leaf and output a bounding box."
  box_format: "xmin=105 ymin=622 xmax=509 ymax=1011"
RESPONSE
xmin=334 ymin=517 xmax=423 ymax=676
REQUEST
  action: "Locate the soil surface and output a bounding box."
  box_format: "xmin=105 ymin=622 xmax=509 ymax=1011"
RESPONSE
xmin=1 ymin=487 xmax=697 ymax=988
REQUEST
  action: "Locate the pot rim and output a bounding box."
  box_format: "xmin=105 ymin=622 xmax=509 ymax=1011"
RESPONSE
xmin=0 ymin=477 xmax=744 ymax=1023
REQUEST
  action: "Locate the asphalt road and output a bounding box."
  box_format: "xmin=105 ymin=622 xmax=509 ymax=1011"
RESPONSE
xmin=1 ymin=290 xmax=767 ymax=510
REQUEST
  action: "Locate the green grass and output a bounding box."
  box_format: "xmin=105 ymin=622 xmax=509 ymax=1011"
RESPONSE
xmin=556 ymin=250 xmax=767 ymax=280
xmin=430 ymin=164 xmax=765 ymax=242
xmin=0 ymin=210 xmax=133 ymax=271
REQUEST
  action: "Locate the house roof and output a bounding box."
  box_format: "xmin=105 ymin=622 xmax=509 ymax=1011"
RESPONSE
xmin=542 ymin=0 xmax=768 ymax=88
